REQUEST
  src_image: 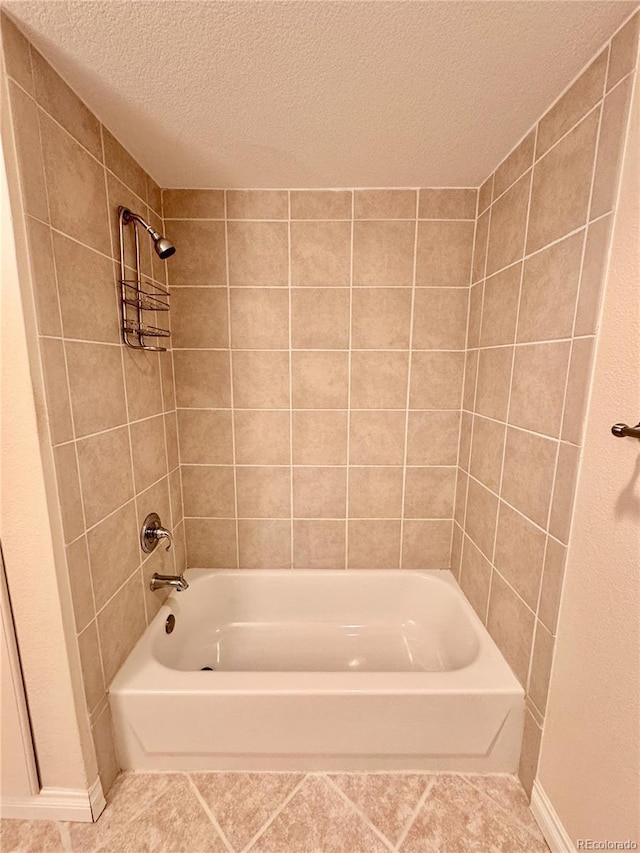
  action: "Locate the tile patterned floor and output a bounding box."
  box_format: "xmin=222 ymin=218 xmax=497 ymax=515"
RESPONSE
xmin=1 ymin=771 xmax=549 ymax=852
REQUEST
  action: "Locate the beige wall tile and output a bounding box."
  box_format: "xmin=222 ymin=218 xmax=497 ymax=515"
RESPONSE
xmin=290 ymin=190 xmax=352 ymax=220
xmin=527 ymin=110 xmax=599 ymax=253
xmin=349 ymin=411 xmax=405 ymax=465
xmin=404 ymin=467 xmax=455 ymax=518
xmin=291 ymin=288 xmax=350 ymax=349
xmin=232 ymin=350 xmax=289 ymax=409
xmin=165 ymin=411 xmax=180 ymax=471
xmin=487 ymin=572 xmax=536 ymax=686
xmin=348 ymin=520 xmax=401 ymax=568
xmin=169 ymin=468 xmax=183 ymax=527
xmin=147 ymin=177 xmax=162 ymax=216
xmin=238 ymin=520 xmax=291 ymax=569
xmin=76 ymin=426 xmax=134 ymax=527
xmin=549 ymin=441 xmax=579 ymax=542
xmin=464 ymin=477 xmax=498 ymax=560
xmin=66 ymin=342 xmax=127 ymax=438
xmin=25 ymin=218 xmax=61 ymax=337
xmin=292 ymin=411 xmax=347 ymax=465
xmin=31 ymin=48 xmax=102 ymax=159
xmin=353 ymin=221 xmax=415 ymax=286
xmin=122 ymin=348 xmax=163 ymax=422
xmin=87 ymin=501 xmax=140 ymax=610
xmin=486 ymin=171 xmax=531 ymax=275
xmin=591 ymin=76 xmax=633 ymax=219
xmin=130 ymin=414 xmax=167 ymax=493
xmin=562 ymin=337 xmax=595 ymax=444
xmin=458 ymin=410 xmax=472 ymax=471
xmin=466 ymin=283 xmax=482 ymax=349
xmin=8 ymin=83 xmax=49 ymax=221
xmin=136 ymin=477 xmax=172 ymax=539
xmin=351 ymin=288 xmax=411 ymax=349
xmin=96 ymin=572 xmax=146 ymax=684
xmin=509 ymin=341 xmax=571 ymax=437
xmin=479 ymin=265 xmax=521 ymax=347
xmin=406 ymin=411 xmax=460 ymax=466
xmin=40 ymin=337 xmax=73 ymax=444
xmin=227 ymin=221 xmax=288 ymax=286
xmin=102 ymin=128 xmax=147 ymax=201
xmin=574 ymin=214 xmax=612 ymax=336
xmin=66 ymin=537 xmax=94 ymax=632
xmin=459 ymin=536 xmax=492 ymax=620
xmin=177 ymin=410 xmax=233 ymax=464
xmin=174 ymin=350 xmax=231 ymax=408
xmin=234 ymin=410 xmax=290 ymax=465
xmin=292 ymin=351 xmax=349 ymax=409
xmin=537 ymin=50 xmax=607 ymax=157
xmin=39 ymin=112 xmax=111 ymax=255
xmin=182 ymin=466 xmax=236 ymax=518
xmin=478 ymin=175 xmax=493 ymax=213
xmin=412 ymin=288 xmax=468 ymax=349
xmin=172 ymin=287 xmax=229 ymax=348
xmin=162 ymin=189 xmax=225 ymax=219
xmin=501 ymin=427 xmax=556 ymax=528
xmin=236 ymin=466 xmax=291 ymax=518
xmin=462 ymin=349 xmax=478 ymax=411
xmin=401 ymin=520 xmax=452 ymax=569
xmin=607 ymin=11 xmax=639 ymax=91
xmin=418 ymin=188 xmax=476 ymax=220
xmin=354 ymin=189 xmax=416 ymax=219
xmin=159 ymin=351 xmax=176 ymax=413
xmin=293 ymin=467 xmax=346 ymax=518
xmin=165 ymin=220 xmax=226 ymax=285
xmin=1 ymin=14 xmax=33 ymax=92
xmin=77 ymin=621 xmax=104 ymax=714
xmin=350 ymin=351 xmax=409 ymax=409
xmin=517 ymin=230 xmax=584 ymax=342
xmin=53 ymin=443 xmax=85 ymax=543
xmin=348 ymin=467 xmax=404 ymax=518
xmin=409 ymin=351 xmax=465 ymax=409
xmin=538 ymin=537 xmax=567 ymax=633
xmin=227 ymin=190 xmax=288 ymax=219
xmin=454 ymin=469 xmax=468 ymax=527
xmin=494 ymin=502 xmax=546 ymax=609
xmin=291 ymin=221 xmax=351 ymax=286
xmin=469 ymin=416 xmax=505 ymax=493
xmin=92 ymin=705 xmax=120 ymax=793
xmin=529 ymin=620 xmax=554 ymax=714
xmin=493 ymin=130 xmax=535 ymax=198
xmin=230 ymin=288 xmax=288 ymax=349
xmin=293 ymin=520 xmax=346 ymax=569
xmin=52 ymin=232 xmax=120 ymax=343
xmin=416 ymin=221 xmax=474 ymax=286
xmin=185 ymin=519 xmax=237 ymax=568
xmin=472 ymin=209 xmax=489 ymax=283
xmin=474 ymin=347 xmax=513 ymax=421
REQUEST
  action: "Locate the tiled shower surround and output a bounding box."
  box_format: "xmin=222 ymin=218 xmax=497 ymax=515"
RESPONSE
xmin=166 ymin=186 xmax=475 ymax=571
xmin=2 ymin=8 xmax=636 ymax=802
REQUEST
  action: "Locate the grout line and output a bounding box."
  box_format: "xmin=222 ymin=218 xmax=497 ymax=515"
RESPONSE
xmin=459 ymin=775 xmax=544 ymax=838
xmin=56 ymin=820 xmax=72 ymax=853
xmin=185 ymin=774 xmax=235 ymax=853
xmin=239 ymin=773 xmax=309 ymax=853
xmin=393 ymin=777 xmax=436 ymax=851
xmin=223 ymin=190 xmax=241 ymax=571
xmin=287 ymin=190 xmax=294 ymax=568
xmin=344 ymin=190 xmax=355 ymax=569
xmin=322 ymin=775 xmax=396 ymax=851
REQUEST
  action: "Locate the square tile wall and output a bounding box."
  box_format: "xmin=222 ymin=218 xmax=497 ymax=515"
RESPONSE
xmin=166 ymin=187 xmax=477 ymax=572
xmin=2 ymin=14 xmax=183 ymax=793
xmin=454 ymin=11 xmax=637 ymax=797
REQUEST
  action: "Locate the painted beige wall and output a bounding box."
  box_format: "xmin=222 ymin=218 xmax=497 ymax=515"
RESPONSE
xmin=537 ymin=43 xmax=639 ymax=844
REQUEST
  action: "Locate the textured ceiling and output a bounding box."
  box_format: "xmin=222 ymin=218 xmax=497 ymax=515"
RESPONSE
xmin=2 ymin=1 xmax=637 ymax=188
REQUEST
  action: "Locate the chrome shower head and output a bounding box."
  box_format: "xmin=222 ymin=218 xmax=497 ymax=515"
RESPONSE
xmin=120 ymin=208 xmax=176 ymax=259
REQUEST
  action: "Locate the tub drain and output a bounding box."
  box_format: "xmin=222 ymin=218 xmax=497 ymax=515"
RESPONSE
xmin=200 ymin=666 xmax=215 ymax=671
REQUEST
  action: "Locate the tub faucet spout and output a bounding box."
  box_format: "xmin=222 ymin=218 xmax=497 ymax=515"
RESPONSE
xmin=150 ymin=573 xmax=189 ymax=592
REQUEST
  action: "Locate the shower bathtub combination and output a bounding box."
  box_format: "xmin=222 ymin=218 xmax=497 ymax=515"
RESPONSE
xmin=110 ymin=569 xmax=524 ymax=772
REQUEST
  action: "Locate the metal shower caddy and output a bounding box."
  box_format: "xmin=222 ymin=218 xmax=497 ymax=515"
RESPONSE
xmin=118 ymin=206 xmax=174 ymax=351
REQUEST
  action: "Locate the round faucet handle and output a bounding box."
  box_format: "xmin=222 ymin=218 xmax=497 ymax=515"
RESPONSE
xmin=141 ymin=512 xmax=173 ymax=553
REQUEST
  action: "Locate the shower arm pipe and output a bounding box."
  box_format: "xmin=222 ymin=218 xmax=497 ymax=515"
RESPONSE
xmin=121 ymin=208 xmax=163 ymax=243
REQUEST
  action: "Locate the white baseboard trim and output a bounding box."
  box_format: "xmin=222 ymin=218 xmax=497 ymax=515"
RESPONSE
xmin=531 ymin=779 xmax=575 ymax=853
xmin=0 ymin=777 xmax=104 ymax=823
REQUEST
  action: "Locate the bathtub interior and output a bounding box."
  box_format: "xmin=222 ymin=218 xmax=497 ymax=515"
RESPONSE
xmin=152 ymin=570 xmax=481 ymax=673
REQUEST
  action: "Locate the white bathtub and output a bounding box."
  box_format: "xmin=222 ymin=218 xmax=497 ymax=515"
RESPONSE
xmin=109 ymin=569 xmax=524 ymax=772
